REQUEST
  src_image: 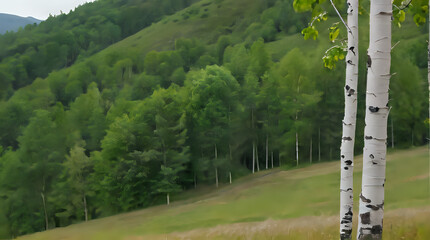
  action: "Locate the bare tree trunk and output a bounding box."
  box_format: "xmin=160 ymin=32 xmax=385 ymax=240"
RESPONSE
xmin=83 ymin=193 xmax=88 ymax=222
xmin=266 ymin=135 xmax=269 ymax=169
xmin=357 ymin=0 xmax=392 ymax=238
xmin=256 ymin=144 xmax=260 ymax=172
xmin=340 ymin=0 xmax=359 ymax=238
xmin=428 ymin=0 xmax=430 ymax=202
xmin=252 ymin=141 xmax=256 ymax=174
xmin=229 ymin=172 xmax=232 ymax=184
xmin=271 ymin=151 xmax=274 ymax=169
xmin=41 ymin=192 xmax=49 ymax=230
xmin=194 ymin=173 xmax=197 ymax=189
xmin=167 ymin=193 xmax=170 ymax=205
xmin=215 ymin=144 xmax=219 ymax=188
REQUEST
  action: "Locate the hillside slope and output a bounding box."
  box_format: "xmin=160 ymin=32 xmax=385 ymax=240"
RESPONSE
xmin=0 ymin=13 xmax=41 ymax=34
xmin=18 ymin=147 xmax=430 ymax=240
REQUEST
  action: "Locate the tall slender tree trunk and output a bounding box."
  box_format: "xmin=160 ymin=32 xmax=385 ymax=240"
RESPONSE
xmin=194 ymin=173 xmax=197 ymax=189
xmin=357 ymin=0 xmax=392 ymax=238
xmin=215 ymin=144 xmax=219 ymax=188
xmin=83 ymin=193 xmax=88 ymax=222
xmin=271 ymin=151 xmax=274 ymax=169
xmin=252 ymin=141 xmax=256 ymax=174
xmin=229 ymin=172 xmax=232 ymax=184
xmin=41 ymin=191 xmax=49 ymax=230
xmin=256 ymin=145 xmax=260 ymax=172
xmin=167 ymin=193 xmax=170 ymax=205
xmin=266 ymin=135 xmax=269 ymax=169
xmin=340 ymin=0 xmax=359 ymax=238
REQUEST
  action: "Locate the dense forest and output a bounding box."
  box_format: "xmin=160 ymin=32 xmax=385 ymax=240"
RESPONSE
xmin=0 ymin=0 xmax=427 ymax=237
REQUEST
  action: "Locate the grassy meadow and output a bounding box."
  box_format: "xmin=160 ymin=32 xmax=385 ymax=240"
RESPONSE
xmin=18 ymin=147 xmax=430 ymax=240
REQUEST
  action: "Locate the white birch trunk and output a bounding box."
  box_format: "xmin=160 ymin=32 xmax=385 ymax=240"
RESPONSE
xmin=266 ymin=135 xmax=269 ymax=169
xmin=167 ymin=193 xmax=170 ymax=205
xmin=357 ymin=0 xmax=392 ymax=238
xmin=252 ymin=141 xmax=256 ymax=174
xmin=340 ymin=0 xmax=359 ymax=238
xmin=229 ymin=172 xmax=232 ymax=184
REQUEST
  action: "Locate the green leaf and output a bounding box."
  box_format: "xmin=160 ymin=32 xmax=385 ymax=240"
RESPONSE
xmin=329 ymin=23 xmax=340 ymax=42
xmin=301 ymin=26 xmax=319 ymax=40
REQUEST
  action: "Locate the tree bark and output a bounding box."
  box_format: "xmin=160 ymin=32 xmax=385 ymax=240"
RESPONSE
xmin=83 ymin=193 xmax=88 ymax=222
xmin=252 ymin=141 xmax=256 ymax=174
xmin=340 ymin=0 xmax=359 ymax=238
xmin=41 ymin=192 xmax=49 ymax=230
xmin=357 ymin=0 xmax=392 ymax=238
xmin=229 ymin=172 xmax=232 ymax=184
xmin=428 ymin=0 xmax=430 ymax=203
xmin=167 ymin=193 xmax=170 ymax=205
xmin=271 ymin=151 xmax=274 ymax=169
xmin=256 ymin=144 xmax=260 ymax=172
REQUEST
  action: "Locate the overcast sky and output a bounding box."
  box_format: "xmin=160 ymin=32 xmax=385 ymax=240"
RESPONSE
xmin=1 ymin=0 xmax=96 ymax=20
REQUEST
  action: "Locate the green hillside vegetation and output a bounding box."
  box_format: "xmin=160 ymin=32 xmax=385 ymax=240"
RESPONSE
xmin=0 ymin=0 xmax=428 ymax=238
xmin=17 ymin=147 xmax=430 ymax=240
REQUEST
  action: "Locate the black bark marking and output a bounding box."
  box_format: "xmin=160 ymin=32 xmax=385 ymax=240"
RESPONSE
xmin=344 ymin=167 xmax=349 ymax=170
xmin=371 ymin=225 xmax=383 ymax=234
xmin=372 ymin=161 xmax=378 ymax=165
xmin=341 ymin=155 xmax=345 ymax=159
xmin=347 ymin=88 xmax=355 ymax=97
xmin=367 ymin=55 xmax=372 ymax=68
xmin=369 ymin=106 xmax=379 ymax=113
xmin=358 ymin=226 xmax=383 ymax=239
xmin=340 ymin=230 xmax=352 ymax=240
xmin=365 ymin=136 xmax=373 ymax=140
xmin=360 ymin=193 xmax=371 ymax=203
xmin=343 ymin=137 xmax=353 ymax=141
xmin=369 ymin=154 xmax=374 ymax=159
xmin=341 ymin=188 xmax=352 ymax=192
xmin=349 ymin=46 xmax=355 ymax=55
xmin=345 ymin=85 xmax=350 ymax=91
xmin=366 ymin=202 xmax=384 ymax=211
xmin=379 ymin=11 xmax=392 ymax=16
xmin=360 ymin=212 xmax=371 ymax=224
xmin=345 ymin=160 xmax=352 ymax=165
xmin=347 ymin=60 xmax=354 ymax=65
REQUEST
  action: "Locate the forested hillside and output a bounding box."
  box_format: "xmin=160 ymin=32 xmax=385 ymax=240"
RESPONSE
xmin=0 ymin=0 xmax=427 ymax=238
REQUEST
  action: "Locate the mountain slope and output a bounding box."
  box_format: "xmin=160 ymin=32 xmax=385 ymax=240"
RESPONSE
xmin=17 ymin=147 xmax=429 ymax=240
xmin=0 ymin=13 xmax=41 ymax=34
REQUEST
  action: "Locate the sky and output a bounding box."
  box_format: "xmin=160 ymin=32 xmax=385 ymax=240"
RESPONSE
xmin=1 ymin=0 xmax=96 ymax=20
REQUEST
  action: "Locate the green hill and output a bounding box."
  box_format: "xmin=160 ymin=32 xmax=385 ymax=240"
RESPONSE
xmin=0 ymin=13 xmax=41 ymax=34
xmin=17 ymin=147 xmax=430 ymax=240
xmin=0 ymin=0 xmax=428 ymax=238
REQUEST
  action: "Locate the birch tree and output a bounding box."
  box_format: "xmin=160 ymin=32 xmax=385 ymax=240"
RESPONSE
xmin=357 ymin=0 xmax=392 ymax=238
xmin=340 ymin=0 xmax=359 ymax=238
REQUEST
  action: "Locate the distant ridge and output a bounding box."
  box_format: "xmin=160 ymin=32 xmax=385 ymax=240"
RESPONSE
xmin=0 ymin=13 xmax=42 ymax=34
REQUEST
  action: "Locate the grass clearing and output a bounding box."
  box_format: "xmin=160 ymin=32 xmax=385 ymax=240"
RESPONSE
xmin=19 ymin=147 xmax=430 ymax=240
